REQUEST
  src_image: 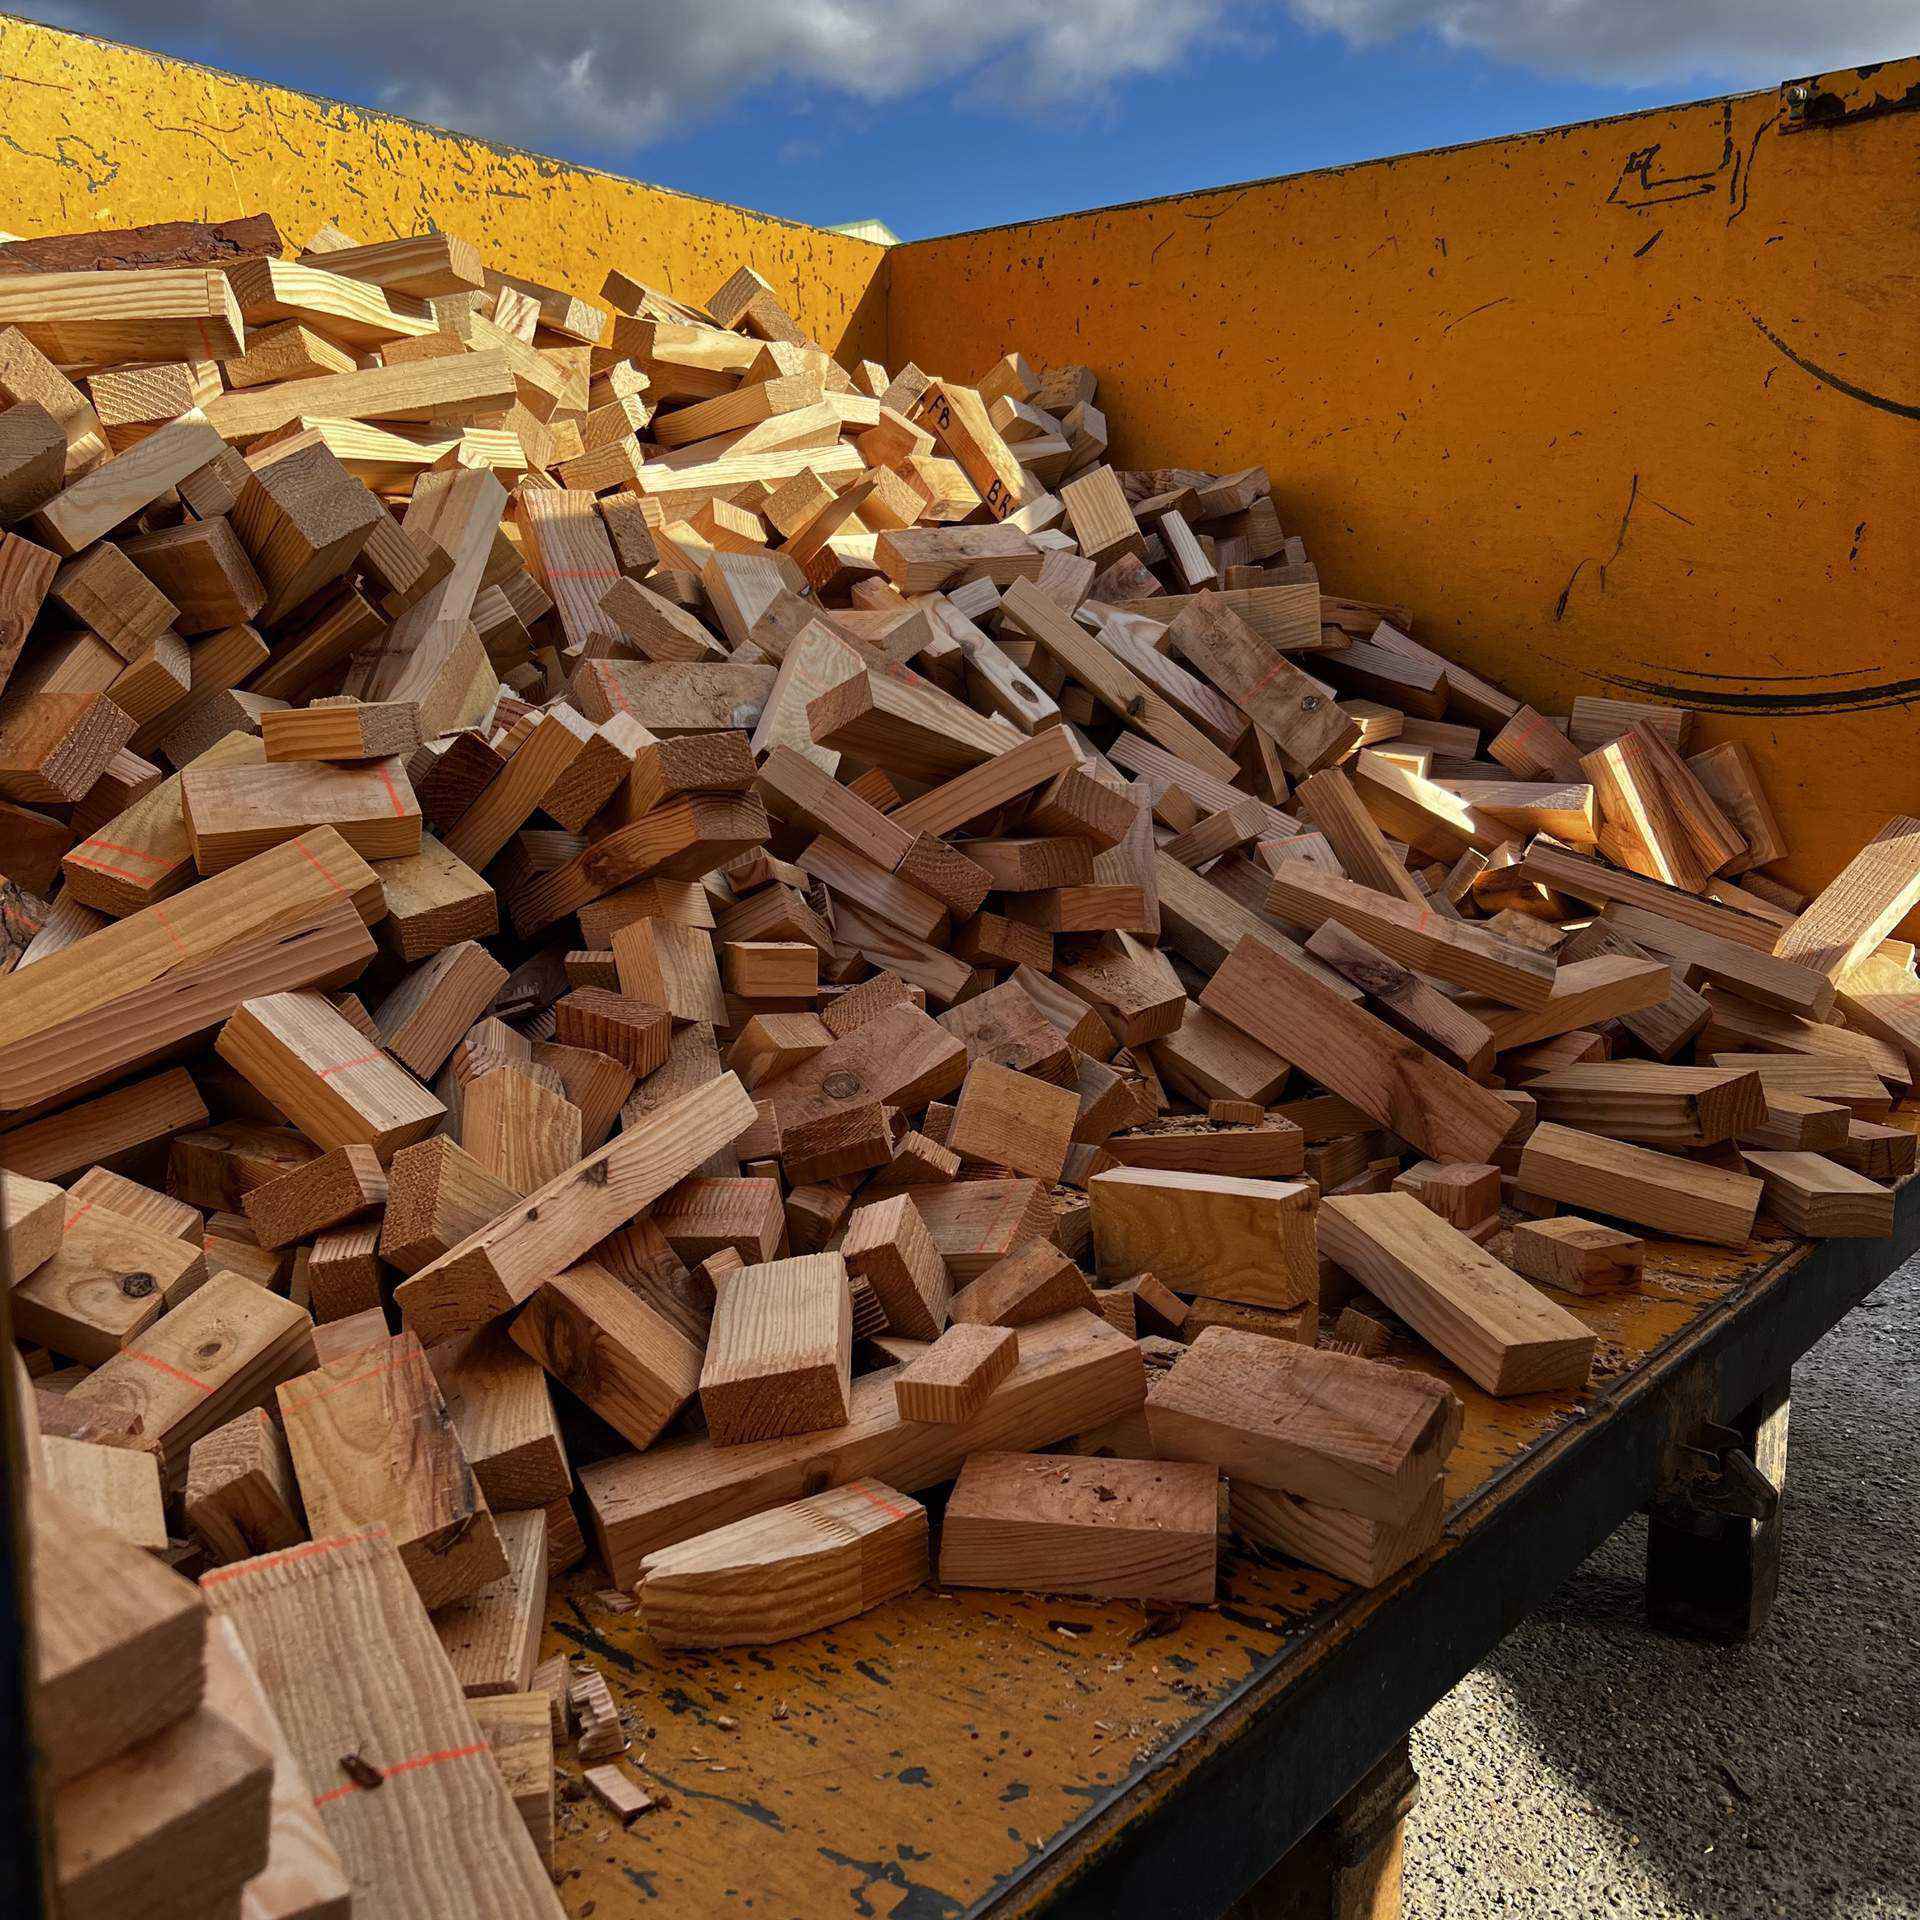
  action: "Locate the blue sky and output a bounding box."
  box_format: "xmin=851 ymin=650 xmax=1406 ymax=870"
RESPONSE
xmin=43 ymin=2 xmax=1914 ymax=239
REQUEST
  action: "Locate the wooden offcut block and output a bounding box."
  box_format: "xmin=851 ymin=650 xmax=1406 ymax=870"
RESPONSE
xmin=939 ymin=1452 xmax=1218 ymax=1604
xmin=1508 ymin=1216 xmax=1645 ymax=1295
xmin=947 ymin=1058 xmax=1077 ymax=1182
xmin=893 ymin=1323 xmax=1019 ymax=1424
xmin=839 ymin=1193 xmax=951 ymax=1340
xmin=1090 ymin=1166 xmax=1317 ymax=1309
xmin=278 ymin=1329 xmax=508 ymax=1609
xmin=948 ymin=1241 xmax=1095 ymax=1328
xmin=183 ymin=1407 xmax=306 ymax=1565
xmin=241 ymin=1141 xmax=388 ymax=1249
xmin=698 ymin=1253 xmax=853 ymax=1446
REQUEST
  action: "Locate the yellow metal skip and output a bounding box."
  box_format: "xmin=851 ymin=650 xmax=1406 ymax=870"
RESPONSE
xmin=887 ymin=61 xmax=1920 ymax=903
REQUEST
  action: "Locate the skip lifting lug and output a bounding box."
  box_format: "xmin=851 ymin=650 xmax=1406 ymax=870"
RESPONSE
xmin=1664 ymin=1420 xmax=1780 ymax=1526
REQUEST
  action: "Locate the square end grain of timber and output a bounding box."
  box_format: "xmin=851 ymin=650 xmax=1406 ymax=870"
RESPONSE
xmin=1507 ymin=1216 xmax=1645 ymax=1295
xmin=939 ymin=1451 xmax=1219 ymax=1605
xmin=947 ymin=1059 xmax=1078 ymax=1183
xmin=181 ymin=754 xmax=422 ymax=874
xmin=552 ymin=988 xmax=672 ymax=1077
xmin=1318 ymin=1193 xmax=1595 ymax=1397
xmin=216 ymin=991 xmax=444 ymax=1159
xmin=893 ymin=1324 xmax=1019 ymax=1423
xmin=699 ymin=1253 xmax=853 ymax=1446
xmin=1516 ymin=1122 xmax=1762 ymax=1248
xmin=1201 ymin=934 xmax=1521 ymax=1168
xmin=1145 ymin=1325 xmax=1462 ymax=1526
xmin=840 ymin=1193 xmax=951 ymax=1341
xmin=1089 ymin=1166 xmax=1317 ymax=1311
xmin=634 ymin=1479 xmax=930 ymax=1649
xmin=277 ymin=1330 xmax=509 ymax=1613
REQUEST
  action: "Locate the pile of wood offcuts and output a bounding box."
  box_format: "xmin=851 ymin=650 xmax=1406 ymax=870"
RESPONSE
xmin=0 ymin=210 xmax=1913 ymax=1920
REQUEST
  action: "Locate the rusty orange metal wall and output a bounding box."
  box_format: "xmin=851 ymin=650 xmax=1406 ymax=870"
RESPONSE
xmin=888 ymin=63 xmax=1920 ymax=899
xmin=0 ymin=16 xmax=888 ymax=358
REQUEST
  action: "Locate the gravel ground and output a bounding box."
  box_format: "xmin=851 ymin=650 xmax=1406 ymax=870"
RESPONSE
xmin=1405 ymin=1256 xmax=1920 ymax=1920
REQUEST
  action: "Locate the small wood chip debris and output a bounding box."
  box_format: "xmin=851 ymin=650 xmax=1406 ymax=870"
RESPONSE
xmin=583 ymin=1764 xmax=656 ymax=1825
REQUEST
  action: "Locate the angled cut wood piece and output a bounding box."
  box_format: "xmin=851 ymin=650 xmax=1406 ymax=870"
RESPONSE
xmin=939 ymin=1452 xmax=1219 ymax=1604
xmin=1318 ymin=1193 xmax=1595 ymax=1396
xmin=1145 ymin=1326 xmax=1459 ymax=1525
xmin=635 ymin=1478 xmax=929 ymax=1647
xmin=1089 ymin=1166 xmax=1316 ymax=1309
xmin=1508 ymin=1216 xmax=1645 ymax=1295
xmin=699 ymin=1253 xmax=853 ymax=1446
xmin=1773 ymin=815 xmax=1920 ymax=980
xmin=202 ymin=1526 xmax=563 ymax=1920
xmin=1518 ymin=1061 xmax=1767 ymax=1146
xmin=1738 ymin=1149 xmax=1894 ymax=1239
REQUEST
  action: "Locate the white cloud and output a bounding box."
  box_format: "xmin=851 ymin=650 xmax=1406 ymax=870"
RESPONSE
xmin=49 ymin=0 xmax=1915 ymax=157
xmin=1289 ymin=0 xmax=1917 ymax=89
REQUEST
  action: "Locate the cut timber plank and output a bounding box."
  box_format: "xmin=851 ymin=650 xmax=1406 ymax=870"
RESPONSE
xmin=582 ymin=1308 xmax=1145 ymax=1584
xmin=1202 ymin=935 xmax=1520 ymax=1165
xmin=1738 ymin=1150 xmax=1894 ymax=1239
xmin=1145 ymin=1326 xmax=1458 ymax=1525
xmin=202 ymin=1527 xmax=563 ymax=1920
xmin=1508 ymin=1216 xmax=1645 ymax=1295
xmin=1520 ymin=1062 xmax=1766 ymax=1147
xmin=0 ymin=1065 xmax=208 ymax=1182
xmin=509 ymin=1261 xmax=702 ymax=1452
xmin=217 ymin=991 xmax=445 ymax=1158
xmin=1319 ymin=1193 xmax=1594 ymax=1396
xmin=433 ymin=1508 xmax=548 ymax=1698
xmin=635 ymin=1479 xmax=928 ymax=1648
xmin=1466 ymin=954 xmax=1671 ymax=1053
xmin=183 ymin=755 xmax=422 ymax=874
xmin=893 ymin=1324 xmax=1018 ymax=1423
xmin=940 ymin=1452 xmax=1218 ymax=1603
xmin=279 ymin=1329 xmax=507 ymax=1610
xmin=392 ymin=1073 xmax=756 ymax=1343
xmin=1600 ymin=903 xmax=1834 ymax=1017
xmin=1266 ymin=863 xmax=1557 ymax=1008
xmin=13 ymin=1198 xmax=208 ymax=1364
xmin=1090 ymin=1167 xmax=1316 ymax=1309
xmin=1516 ymin=1122 xmax=1762 ymax=1247
xmin=1773 ymin=816 xmax=1920 ymax=981
xmin=0 ymin=1167 xmax=63 ymax=1276
xmin=699 ymin=1253 xmax=853 ymax=1445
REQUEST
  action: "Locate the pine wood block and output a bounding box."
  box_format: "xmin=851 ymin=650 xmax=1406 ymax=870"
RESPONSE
xmin=67 ymin=1272 xmax=316 ymax=1477
xmin=908 ymin=1177 xmax=1053 ymax=1280
xmin=30 ymin=1484 xmax=207 ymax=1785
xmin=241 ymin=1143 xmax=387 ymax=1250
xmin=50 ymin=540 xmax=177 ymax=658
xmin=0 ymin=687 xmax=134 ymax=806
xmin=260 ymin=701 xmax=421 ymax=767
xmin=379 ymin=1135 xmax=520 ymax=1276
xmin=301 ymin=1223 xmax=384 ymax=1321
xmin=0 ymin=1065 xmax=207 ymax=1185
xmin=1268 ymin=864 xmax=1555 ymax=1009
xmin=0 ymin=1167 xmax=62 ymax=1276
xmin=202 ymin=1526 xmax=562 ymax=1920
xmin=1699 ymin=993 xmax=1909 ymax=1091
xmin=1319 ymin=1193 xmax=1594 ymax=1396
xmin=1149 ymin=1326 xmax=1457 ymax=1523
xmin=217 ymin=991 xmax=443 ymax=1159
xmin=699 ymin=1253 xmax=853 ymax=1446
xmin=459 ymin=1065 xmax=583 ymax=1196
xmin=1517 ymin=1122 xmax=1761 ymax=1247
xmin=1581 ymin=723 xmax=1746 ymax=891
xmin=1832 ymin=1119 xmax=1918 ymax=1181
xmin=1738 ymin=1149 xmax=1894 ymax=1239
xmin=373 ymin=834 xmax=497 ymax=964
xmin=27 ymin=408 xmax=227 ymax=558
xmin=1303 ymin=920 xmax=1497 ymax=1078
xmin=1463 ymin=953 xmax=1672 ymax=1054
xmin=1089 ymin=1164 xmax=1316 ymax=1309
xmin=433 ymin=1507 xmax=548 ymax=1699
xmin=201 ymin=1615 xmax=354 ymax=1920
xmin=939 ymin=1451 xmax=1217 ymax=1604
xmin=725 ymin=1011 xmax=833 ymax=1092
xmin=1507 ymin=1216 xmax=1644 ymax=1295
xmin=612 ymin=916 xmax=726 ymax=1025
xmin=278 ymin=1329 xmax=507 ymax=1609
xmin=183 ymin=1407 xmax=306 ymax=1566
xmin=169 ymin=1122 xmax=321 ymax=1213
xmin=38 ymin=1432 xmax=167 ymax=1549
xmin=1772 ymin=815 xmax=1920 ymax=981
xmin=893 ymin=1323 xmax=1017 ymax=1422
xmin=1600 ymin=902 xmax=1833 ymax=1017
xmin=635 ymin=1478 xmax=929 ymax=1648
xmin=947 ymin=1059 xmax=1078 ymax=1183
xmin=12 ymin=1196 xmax=209 ymax=1364
xmin=1520 ymin=1061 xmax=1766 ymax=1147
xmin=428 ymin=1323 xmax=570 ymax=1514
xmin=1230 ymin=1475 xmax=1445 ymax=1589
xmin=583 ymin=1306 xmax=1144 ymax=1581
xmin=182 ymin=755 xmax=421 ymax=874
xmin=1687 ymin=740 xmax=1786 ymax=872
xmin=50 ymin=1693 xmax=272 ymax=1920
xmin=508 ymin=1256 xmax=703 ymax=1451
xmin=1203 ymin=936 xmax=1518 ymax=1165
xmin=394 ymin=1073 xmax=756 ymax=1343
xmin=760 ymin=1000 xmax=967 ymax=1134
xmin=1392 ymin=1159 xmax=1501 ymax=1231
xmin=948 ymin=1241 xmax=1095 ymax=1328
xmin=550 ymin=987 xmax=671 ymax=1075
xmin=468 ymin=1691 xmax=555 ymax=1872
xmin=309 ymin=1306 xmax=391 ymax=1366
